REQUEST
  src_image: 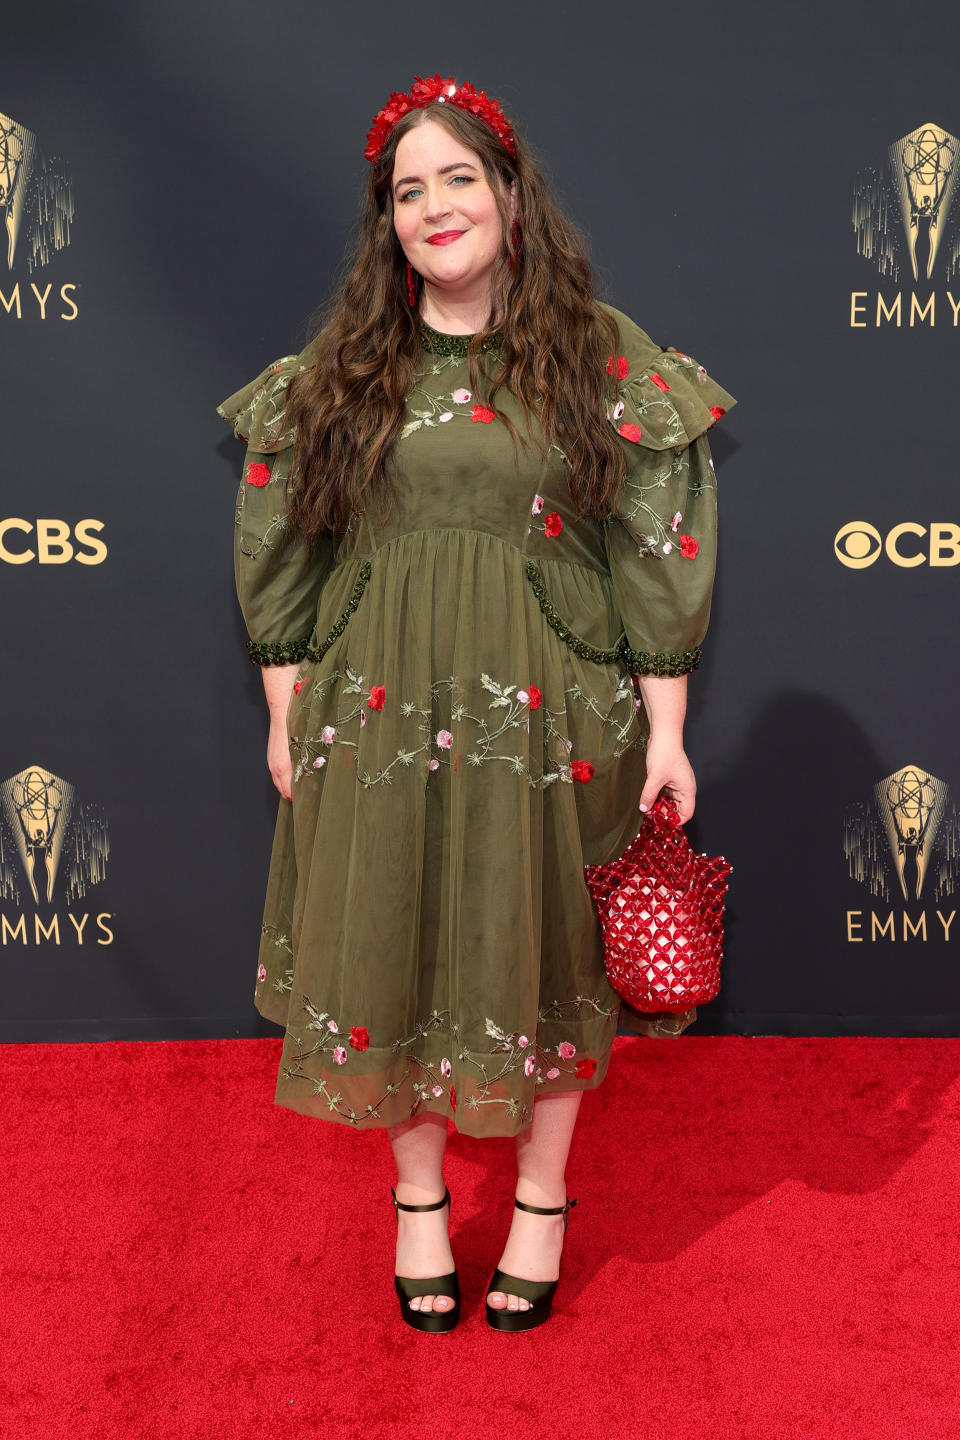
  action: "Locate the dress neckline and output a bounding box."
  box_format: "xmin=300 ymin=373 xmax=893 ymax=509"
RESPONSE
xmin=417 ymin=316 xmax=503 ymax=358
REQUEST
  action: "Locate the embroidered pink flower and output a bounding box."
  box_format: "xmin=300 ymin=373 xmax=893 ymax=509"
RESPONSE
xmin=606 ymin=354 xmax=630 ymax=379
xmin=576 ymin=1057 xmax=597 ymax=1079
xmin=517 ymin=690 xmax=529 ymax=704
xmin=321 ymin=725 xmax=336 ymax=743
xmin=518 ymin=1035 xmax=529 ymax=1048
xmin=471 ymin=404 xmax=496 ymax=424
xmin=432 ymin=1085 xmax=444 ymax=1098
xmin=546 ymin=1067 xmax=560 ymax=1080
xmin=440 ymin=1057 xmax=452 ymax=1077
xmin=257 ymin=963 xmax=266 ymax=982
xmin=245 ymin=461 xmax=271 ymax=487
xmin=557 ymin=1041 xmax=576 ymax=1060
xmin=649 ymin=372 xmax=671 ymax=392
xmin=349 ymin=1025 xmax=370 ymax=1051
xmin=671 ymin=511 xmax=682 ymax=531
xmin=531 ymin=494 xmax=545 ymax=515
xmin=428 ymin=758 xmax=439 ymax=771
xmin=360 ymin=711 xmax=366 ymax=727
xmin=293 ymin=680 xmax=305 ymax=694
xmin=662 ymin=542 xmax=673 ymax=555
xmin=544 ymin=512 xmax=563 ymax=538
xmin=619 ymin=423 xmax=643 ymax=444
xmin=680 ymin=535 xmax=699 ymax=559
xmin=333 ymin=1046 xmax=347 ymax=1065
xmin=438 ymin=411 xmax=453 ymax=422
xmin=327 ymin=1019 xmax=339 ymax=1033
xmin=436 ymin=729 xmax=453 ymax=749
xmin=452 ymin=388 xmax=472 ymax=404
xmin=611 ymin=399 xmax=625 ymax=420
xmin=368 ymin=685 xmax=386 ymax=710
xmin=571 ymin=760 xmax=595 ymax=783
xmin=528 ymin=684 xmax=543 ymax=710
xmin=524 ymin=1055 xmax=536 ymax=1076
xmin=313 ymin=756 xmax=326 ymax=769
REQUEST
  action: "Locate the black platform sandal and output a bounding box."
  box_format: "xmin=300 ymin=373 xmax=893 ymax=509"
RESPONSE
xmin=485 ymin=1195 xmax=579 ymax=1332
xmin=391 ymin=1184 xmax=461 ymax=1333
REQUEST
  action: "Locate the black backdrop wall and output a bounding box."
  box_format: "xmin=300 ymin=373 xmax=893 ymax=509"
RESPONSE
xmin=3 ymin=1 xmax=960 ymax=1040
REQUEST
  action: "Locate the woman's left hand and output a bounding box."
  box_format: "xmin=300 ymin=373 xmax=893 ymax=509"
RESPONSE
xmin=637 ymin=735 xmax=696 ymax=823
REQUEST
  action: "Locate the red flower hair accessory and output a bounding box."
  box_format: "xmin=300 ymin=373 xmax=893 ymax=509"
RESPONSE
xmin=364 ymin=74 xmax=517 ymax=163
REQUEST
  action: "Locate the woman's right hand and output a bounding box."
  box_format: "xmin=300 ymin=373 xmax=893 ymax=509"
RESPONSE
xmin=267 ymin=719 xmax=294 ymax=800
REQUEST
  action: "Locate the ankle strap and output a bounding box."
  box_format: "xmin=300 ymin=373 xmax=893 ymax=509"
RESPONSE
xmin=514 ymin=1196 xmax=578 ymax=1221
xmin=390 ymin=1183 xmax=451 ymax=1214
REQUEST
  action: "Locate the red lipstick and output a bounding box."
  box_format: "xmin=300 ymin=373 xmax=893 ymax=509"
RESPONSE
xmin=427 ymin=230 xmax=465 ymax=245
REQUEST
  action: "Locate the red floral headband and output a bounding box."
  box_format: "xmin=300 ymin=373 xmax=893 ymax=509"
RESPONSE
xmin=364 ymin=74 xmax=517 ymax=164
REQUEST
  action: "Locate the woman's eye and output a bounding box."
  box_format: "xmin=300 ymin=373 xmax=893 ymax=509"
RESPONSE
xmin=399 ymin=176 xmax=473 ymax=202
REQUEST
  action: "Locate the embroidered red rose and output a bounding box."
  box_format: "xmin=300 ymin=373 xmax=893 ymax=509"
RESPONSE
xmin=245 ymin=461 xmax=271 ymax=487
xmin=544 ymin=512 xmax=563 ymax=538
xmin=618 ymin=423 xmax=643 ymax=444
xmin=368 ymin=685 xmax=386 ymax=709
xmin=528 ymin=683 xmax=543 ymax=710
xmin=293 ymin=680 xmax=304 ymax=694
xmin=680 ymin=535 xmax=699 ymax=559
xmin=471 ymin=404 xmax=496 ymax=424
xmin=606 ymin=355 xmax=630 ymax=379
xmin=649 ymin=372 xmax=671 ymax=392
xmin=349 ymin=1025 xmax=370 ymax=1051
xmin=450 ymin=1086 xmax=457 ymax=1111
xmin=576 ymin=1057 xmax=597 ymax=1079
xmin=709 ymin=406 xmax=726 ymax=421
xmin=571 ymin=760 xmax=595 ymax=782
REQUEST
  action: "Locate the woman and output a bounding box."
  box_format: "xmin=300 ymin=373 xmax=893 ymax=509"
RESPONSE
xmin=217 ymin=74 xmax=736 ymax=1334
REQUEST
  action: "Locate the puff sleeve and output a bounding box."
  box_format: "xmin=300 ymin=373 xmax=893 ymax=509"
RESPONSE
xmin=600 ymin=306 xmax=737 ymax=676
xmin=216 ymin=348 xmax=335 ymax=665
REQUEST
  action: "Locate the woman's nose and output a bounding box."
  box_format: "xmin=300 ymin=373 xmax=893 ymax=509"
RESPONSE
xmin=422 ymin=186 xmax=453 ymax=222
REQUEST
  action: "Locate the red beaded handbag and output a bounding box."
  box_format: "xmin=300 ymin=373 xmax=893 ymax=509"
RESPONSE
xmin=584 ymin=797 xmax=732 ymax=1013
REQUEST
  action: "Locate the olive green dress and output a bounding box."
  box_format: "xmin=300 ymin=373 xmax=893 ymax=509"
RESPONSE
xmin=216 ymin=302 xmax=736 ymax=1137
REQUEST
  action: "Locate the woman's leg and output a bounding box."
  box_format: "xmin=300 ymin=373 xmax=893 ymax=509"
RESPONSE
xmin=388 ymin=1111 xmax=455 ymax=1314
xmin=487 ymin=1090 xmax=584 ymax=1312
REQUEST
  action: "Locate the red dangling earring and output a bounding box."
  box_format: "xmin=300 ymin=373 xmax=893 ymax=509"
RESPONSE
xmin=406 ymin=260 xmax=417 ymax=307
xmin=510 ymin=218 xmax=523 ymax=268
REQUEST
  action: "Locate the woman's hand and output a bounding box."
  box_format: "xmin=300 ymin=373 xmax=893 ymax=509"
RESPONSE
xmin=260 ymin=661 xmax=301 ymax=801
xmin=637 ymin=735 xmax=696 ymax=822
xmin=267 ymin=718 xmax=294 ymax=800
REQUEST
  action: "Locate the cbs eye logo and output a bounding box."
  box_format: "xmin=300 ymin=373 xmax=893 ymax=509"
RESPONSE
xmin=834 ymin=522 xmax=960 ymax=569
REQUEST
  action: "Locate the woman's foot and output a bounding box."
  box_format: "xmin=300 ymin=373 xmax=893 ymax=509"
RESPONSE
xmin=393 ymin=1181 xmax=456 ymax=1315
xmin=486 ymin=1182 xmax=569 ymax=1313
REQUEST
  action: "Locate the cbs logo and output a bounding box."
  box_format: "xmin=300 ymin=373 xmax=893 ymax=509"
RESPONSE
xmin=834 ymin=522 xmax=960 ymax=569
xmin=0 ymin=519 xmax=107 ymax=565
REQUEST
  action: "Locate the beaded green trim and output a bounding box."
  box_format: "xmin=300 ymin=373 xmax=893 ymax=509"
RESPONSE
xmin=629 ymin=645 xmax=702 ymax=677
xmin=304 ymin=561 xmax=373 ymax=662
xmin=418 ymin=317 xmax=503 ymax=358
xmin=247 ymin=634 xmax=312 ymax=667
xmin=524 ymin=561 xmax=625 ymax=665
xmin=523 ymin=562 xmax=702 ymax=676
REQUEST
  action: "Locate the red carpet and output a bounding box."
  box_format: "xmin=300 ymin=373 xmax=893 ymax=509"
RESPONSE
xmin=2 ymin=1035 xmax=959 ymax=1440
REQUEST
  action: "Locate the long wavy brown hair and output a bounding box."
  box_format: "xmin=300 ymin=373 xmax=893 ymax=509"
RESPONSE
xmin=287 ymin=99 xmax=627 ymax=541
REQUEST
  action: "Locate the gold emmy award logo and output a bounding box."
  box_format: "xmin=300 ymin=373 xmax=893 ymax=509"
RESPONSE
xmin=0 ymin=110 xmax=73 ymax=274
xmin=853 ymin=123 xmax=960 ymax=283
xmin=0 ymin=765 xmax=108 ymax=908
xmin=844 ymin=765 xmax=960 ymax=906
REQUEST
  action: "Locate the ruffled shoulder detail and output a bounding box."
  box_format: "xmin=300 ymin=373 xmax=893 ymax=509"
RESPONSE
xmin=597 ymin=303 xmax=737 ymax=453
xmin=215 ymin=342 xmax=318 ymax=453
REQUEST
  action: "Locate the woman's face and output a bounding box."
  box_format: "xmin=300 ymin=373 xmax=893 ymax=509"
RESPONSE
xmin=391 ymin=118 xmax=514 ymax=300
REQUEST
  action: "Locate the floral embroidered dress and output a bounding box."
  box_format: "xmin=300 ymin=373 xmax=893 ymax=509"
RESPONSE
xmin=216 ymin=303 xmax=736 ymax=1138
